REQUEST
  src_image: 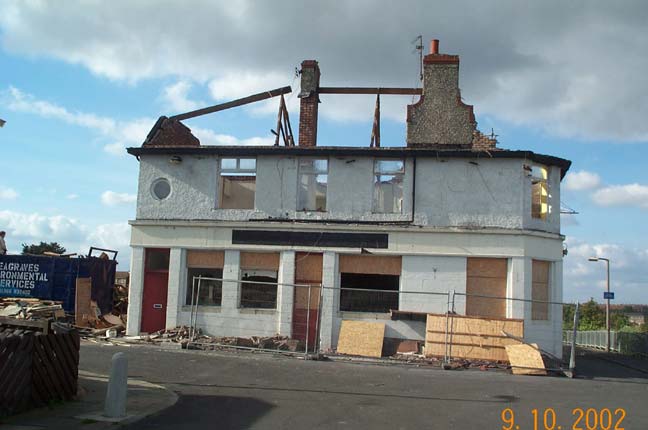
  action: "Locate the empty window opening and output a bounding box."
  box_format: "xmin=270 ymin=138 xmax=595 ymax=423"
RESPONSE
xmin=240 ymin=252 xmax=280 ymax=309
xmin=531 ymin=165 xmax=550 ymax=220
xmin=340 ymin=273 xmax=399 ymax=313
xmin=465 ymin=257 xmax=507 ymax=318
xmin=298 ymin=158 xmax=328 ymax=211
xmin=219 ymin=158 xmax=256 ymax=209
xmin=373 ymin=159 xmax=404 ymax=213
xmin=186 ymin=268 xmax=223 ymax=306
xmin=532 ymin=260 xmax=550 ymax=320
xmin=240 ymin=269 xmax=278 ymax=309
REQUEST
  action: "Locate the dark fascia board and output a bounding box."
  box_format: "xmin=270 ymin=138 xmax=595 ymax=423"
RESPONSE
xmin=127 ymin=145 xmax=572 ymax=177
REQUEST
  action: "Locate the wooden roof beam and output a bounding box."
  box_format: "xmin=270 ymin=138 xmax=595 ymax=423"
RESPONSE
xmin=318 ymin=87 xmax=422 ymax=95
xmin=170 ymin=86 xmax=292 ymax=121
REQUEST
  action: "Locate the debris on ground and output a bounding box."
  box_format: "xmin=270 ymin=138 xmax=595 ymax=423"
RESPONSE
xmin=0 ymin=298 xmax=66 ymax=320
xmin=84 ymin=324 xmax=306 ymax=352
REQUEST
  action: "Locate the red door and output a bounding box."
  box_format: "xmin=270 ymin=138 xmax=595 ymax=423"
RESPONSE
xmin=141 ymin=249 xmax=170 ymax=333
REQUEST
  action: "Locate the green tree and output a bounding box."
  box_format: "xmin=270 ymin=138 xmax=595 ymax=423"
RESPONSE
xmin=563 ymin=303 xmax=576 ymax=330
xmin=21 ymin=242 xmax=67 ymax=255
xmin=610 ymin=312 xmax=630 ymax=330
xmin=577 ymin=298 xmax=605 ymax=330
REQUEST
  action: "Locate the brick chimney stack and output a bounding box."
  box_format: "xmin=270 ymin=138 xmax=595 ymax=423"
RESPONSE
xmin=406 ymin=40 xmax=476 ymax=147
xmin=298 ymin=60 xmax=321 ymax=147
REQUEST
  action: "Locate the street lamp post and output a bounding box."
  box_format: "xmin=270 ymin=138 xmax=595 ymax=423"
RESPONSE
xmin=588 ymin=256 xmax=611 ymax=352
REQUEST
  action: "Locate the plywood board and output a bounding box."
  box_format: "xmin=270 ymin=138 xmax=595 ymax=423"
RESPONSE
xmin=466 ymin=258 xmax=508 ymax=279
xmin=240 ymin=252 xmax=280 ymax=270
xmin=426 ymin=332 xmax=521 ymax=348
xmin=75 ymin=277 xmax=93 ymax=327
xmin=425 ymin=313 xmax=524 ymax=362
xmin=336 ymin=320 xmax=385 ymax=358
xmin=466 ymin=257 xmax=507 ymax=318
xmin=532 ymin=260 xmax=550 ymax=320
xmin=425 ymin=342 xmax=510 ymax=362
xmin=339 ymin=255 xmax=401 ymax=275
xmin=532 ymin=260 xmax=550 ymax=283
xmin=187 ymin=250 xmax=224 ymax=268
xmin=505 ymin=343 xmax=546 ymax=375
xmin=426 ymin=313 xmax=524 ymax=337
xmin=295 ymin=252 xmax=323 ymax=282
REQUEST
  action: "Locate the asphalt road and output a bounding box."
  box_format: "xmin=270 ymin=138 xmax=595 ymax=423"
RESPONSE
xmin=79 ymin=342 xmax=648 ymax=430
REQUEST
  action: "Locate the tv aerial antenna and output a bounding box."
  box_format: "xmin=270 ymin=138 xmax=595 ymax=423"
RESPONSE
xmin=412 ymin=35 xmax=423 ymax=82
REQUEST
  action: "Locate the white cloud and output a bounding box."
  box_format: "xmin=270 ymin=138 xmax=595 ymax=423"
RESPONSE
xmin=101 ymin=191 xmax=136 ymax=206
xmin=66 ymin=193 xmax=79 ymax=200
xmin=563 ymin=170 xmax=601 ymax=191
xmin=2 ymin=85 xmax=152 ymax=156
xmin=563 ymin=237 xmax=648 ymax=303
xmin=0 ymin=186 xmax=18 ymax=200
xmin=161 ymin=80 xmax=202 ymax=112
xmin=192 ymin=127 xmax=274 ymax=146
xmin=209 ymin=71 xmax=290 ymax=101
xmin=4 ymin=86 xmax=115 ymax=133
xmin=591 ymin=184 xmax=648 ymax=209
xmin=3 ymin=85 xmax=275 ymax=150
xmin=2 ymin=1 xmax=648 ymax=141
xmin=0 ymin=209 xmax=131 ymax=267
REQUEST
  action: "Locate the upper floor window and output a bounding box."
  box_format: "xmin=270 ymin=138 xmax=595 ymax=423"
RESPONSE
xmin=298 ymin=159 xmax=328 ymax=211
xmin=219 ymin=158 xmax=256 ymax=209
xmin=531 ymin=165 xmax=549 ymax=220
xmin=373 ymin=159 xmax=404 ymax=213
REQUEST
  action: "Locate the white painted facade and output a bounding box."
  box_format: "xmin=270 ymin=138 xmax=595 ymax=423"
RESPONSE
xmin=127 ymin=150 xmax=568 ymax=358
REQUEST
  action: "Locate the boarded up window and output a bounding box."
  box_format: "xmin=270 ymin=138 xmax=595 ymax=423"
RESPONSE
xmin=240 ymin=252 xmax=279 ymax=309
xmin=532 ymin=260 xmax=550 ymax=320
xmin=466 ymin=258 xmax=507 ymax=318
xmin=338 ymin=255 xmax=401 ymax=275
xmin=187 ymin=250 xmax=224 ymax=269
xmin=339 ymin=255 xmax=401 ymax=313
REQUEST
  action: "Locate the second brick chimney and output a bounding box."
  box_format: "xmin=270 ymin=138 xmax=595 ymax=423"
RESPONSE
xmin=406 ymin=40 xmax=476 ymax=147
xmin=298 ymin=60 xmax=321 ymax=147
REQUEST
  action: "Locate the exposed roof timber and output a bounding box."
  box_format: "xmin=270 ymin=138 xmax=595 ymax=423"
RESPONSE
xmin=318 ymin=87 xmax=422 ymax=95
xmin=170 ymin=86 xmax=292 ymax=121
xmin=127 ymin=145 xmax=571 ymax=177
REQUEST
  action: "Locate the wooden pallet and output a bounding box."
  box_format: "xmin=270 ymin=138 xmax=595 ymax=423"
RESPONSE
xmin=0 ymin=324 xmax=79 ymax=417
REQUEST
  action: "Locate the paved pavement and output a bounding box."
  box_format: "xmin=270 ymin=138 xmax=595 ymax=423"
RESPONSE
xmin=1 ymin=369 xmax=177 ymax=430
xmin=76 ymin=342 xmax=648 ymax=430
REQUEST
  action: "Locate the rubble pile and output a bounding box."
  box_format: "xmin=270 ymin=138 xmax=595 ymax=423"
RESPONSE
xmin=108 ymin=326 xmax=306 ymax=352
xmin=112 ymin=284 xmax=128 ymax=315
xmin=0 ymin=298 xmax=65 ymax=320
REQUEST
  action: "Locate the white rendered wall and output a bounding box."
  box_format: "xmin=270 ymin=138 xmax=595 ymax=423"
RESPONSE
xmin=135 ymin=154 xmax=561 ymax=232
xmin=126 ymin=246 xmax=145 ymax=336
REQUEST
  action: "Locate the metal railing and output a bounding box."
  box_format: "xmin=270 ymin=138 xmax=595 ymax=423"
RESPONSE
xmin=563 ymin=330 xmax=620 ymax=352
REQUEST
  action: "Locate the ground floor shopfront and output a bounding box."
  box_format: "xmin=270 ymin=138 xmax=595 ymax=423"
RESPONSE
xmin=126 ymin=221 xmax=565 ymax=357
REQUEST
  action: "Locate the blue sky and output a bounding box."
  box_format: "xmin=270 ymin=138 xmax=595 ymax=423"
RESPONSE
xmin=1 ymin=1 xmax=647 ymax=303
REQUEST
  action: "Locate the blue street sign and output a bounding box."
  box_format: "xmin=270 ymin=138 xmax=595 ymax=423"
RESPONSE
xmin=604 ymin=292 xmax=615 ymax=300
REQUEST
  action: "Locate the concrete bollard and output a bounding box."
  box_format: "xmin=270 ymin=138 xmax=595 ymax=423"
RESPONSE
xmin=103 ymin=352 xmax=128 ymax=418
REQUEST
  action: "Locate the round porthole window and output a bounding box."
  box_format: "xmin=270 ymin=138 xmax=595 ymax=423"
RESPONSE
xmin=151 ymin=178 xmax=171 ymax=200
